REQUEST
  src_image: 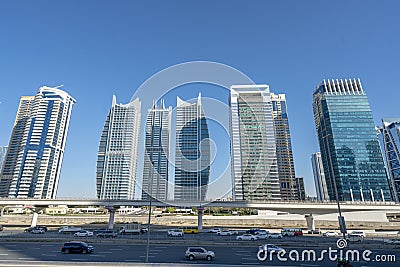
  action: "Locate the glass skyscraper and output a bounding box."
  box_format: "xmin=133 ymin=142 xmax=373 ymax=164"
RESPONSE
xmin=230 ymin=85 xmax=280 ymax=201
xmin=271 ymin=93 xmax=298 ymax=200
xmin=142 ymin=100 xmax=171 ymax=201
xmin=377 ymin=118 xmax=400 ymax=202
xmin=96 ymin=96 xmax=141 ymax=200
xmin=311 ymin=152 xmax=330 ymax=201
xmin=0 ymin=146 xmax=8 ymax=180
xmin=174 ymin=94 xmax=210 ymax=201
xmin=313 ymin=79 xmax=391 ymax=202
xmin=0 ymin=86 xmax=75 ymax=199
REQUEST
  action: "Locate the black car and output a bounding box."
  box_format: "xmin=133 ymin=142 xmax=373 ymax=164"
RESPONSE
xmin=246 ymin=228 xmax=260 ymax=235
xmin=61 ymin=241 xmax=94 ymax=254
xmin=96 ymin=230 xmax=117 ymax=238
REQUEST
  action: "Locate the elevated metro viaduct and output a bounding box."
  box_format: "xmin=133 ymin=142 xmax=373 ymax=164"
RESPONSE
xmin=1 ymin=199 xmax=400 ymax=231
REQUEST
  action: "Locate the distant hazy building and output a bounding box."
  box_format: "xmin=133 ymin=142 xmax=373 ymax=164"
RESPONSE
xmin=313 ymin=79 xmax=391 ymax=202
xmin=174 ymin=94 xmax=210 ymax=201
xmin=377 ymin=119 xmax=400 ymax=202
xmin=141 ymin=100 xmax=171 ymax=201
xmin=271 ymin=93 xmax=298 ymax=200
xmin=311 ymin=152 xmax=330 ymax=201
xmin=295 ymin=177 xmax=306 ymax=201
xmin=0 ymin=86 xmax=75 ymax=199
xmin=96 ymin=96 xmax=141 ymax=200
xmin=230 ymin=85 xmax=280 ymax=201
xmin=0 ymin=146 xmax=8 ymax=174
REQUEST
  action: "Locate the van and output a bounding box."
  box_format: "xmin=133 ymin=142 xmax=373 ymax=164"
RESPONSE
xmin=350 ymin=230 xmax=366 ymax=238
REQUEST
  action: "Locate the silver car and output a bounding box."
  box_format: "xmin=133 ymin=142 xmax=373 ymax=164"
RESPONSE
xmin=185 ymin=247 xmax=215 ymax=261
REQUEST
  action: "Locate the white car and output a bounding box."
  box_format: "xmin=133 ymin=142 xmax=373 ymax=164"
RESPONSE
xmin=209 ymin=228 xmax=221 ymax=233
xmin=346 ymin=234 xmax=363 ymax=242
xmin=167 ymin=229 xmax=184 ymax=237
xmin=228 ymin=229 xmax=239 ymax=235
xmin=258 ymin=244 xmax=285 ymax=253
xmin=323 ymin=231 xmax=339 ymax=237
xmin=267 ymin=233 xmax=283 ymax=239
xmin=73 ymin=230 xmax=94 ymax=237
xmin=384 ymin=239 xmax=400 ymax=245
xmin=217 ymin=230 xmax=234 ymax=236
xmin=255 ymin=230 xmax=269 ymax=235
xmin=350 ymin=231 xmax=366 ymax=238
xmin=236 ymin=234 xmax=258 ymax=241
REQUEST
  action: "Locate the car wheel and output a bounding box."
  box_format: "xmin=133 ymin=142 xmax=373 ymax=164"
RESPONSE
xmin=238 ymin=237 xmax=242 ymax=240
xmin=64 ymin=249 xmax=70 ymax=254
xmin=82 ymin=249 xmax=87 ymax=254
xmin=189 ymin=255 xmax=195 ymax=261
xmin=251 ymin=238 xmax=254 ymax=241
xmin=206 ymin=255 xmax=212 ymax=261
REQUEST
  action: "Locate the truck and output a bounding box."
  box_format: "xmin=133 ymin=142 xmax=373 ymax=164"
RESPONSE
xmin=58 ymin=226 xmax=82 ymax=234
xmin=119 ymin=223 xmax=141 ymax=235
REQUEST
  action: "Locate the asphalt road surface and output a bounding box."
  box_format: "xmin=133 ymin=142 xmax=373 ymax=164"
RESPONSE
xmin=0 ymin=241 xmax=399 ymax=266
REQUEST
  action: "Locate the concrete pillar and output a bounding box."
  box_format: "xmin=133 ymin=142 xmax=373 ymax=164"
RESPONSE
xmin=106 ymin=206 xmax=118 ymax=229
xmin=305 ymin=214 xmax=315 ymax=231
xmin=197 ymin=207 xmax=204 ymax=231
xmin=31 ymin=212 xmax=39 ymax=227
xmin=28 ymin=206 xmax=46 ymax=227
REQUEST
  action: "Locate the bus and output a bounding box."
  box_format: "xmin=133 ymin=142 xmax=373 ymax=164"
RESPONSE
xmin=281 ymin=228 xmax=303 ymax=237
xmin=180 ymin=226 xmax=199 ymax=234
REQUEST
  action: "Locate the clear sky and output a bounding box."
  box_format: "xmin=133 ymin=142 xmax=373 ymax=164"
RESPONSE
xmin=1 ymin=1 xmax=399 ymax=199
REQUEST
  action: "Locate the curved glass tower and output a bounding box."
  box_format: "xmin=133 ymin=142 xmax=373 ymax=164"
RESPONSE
xmin=96 ymin=96 xmax=141 ymax=200
xmin=174 ymin=94 xmax=210 ymax=201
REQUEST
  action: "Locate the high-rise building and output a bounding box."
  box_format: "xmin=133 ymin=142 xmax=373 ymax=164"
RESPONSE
xmin=313 ymin=79 xmax=391 ymax=202
xmin=141 ymin=100 xmax=171 ymax=201
xmin=295 ymin=177 xmax=306 ymax=201
xmin=230 ymin=85 xmax=280 ymax=201
xmin=0 ymin=86 xmax=75 ymax=199
xmin=377 ymin=119 xmax=400 ymax=202
xmin=174 ymin=94 xmax=210 ymax=201
xmin=270 ymin=93 xmax=298 ymax=200
xmin=311 ymin=152 xmax=330 ymax=201
xmin=0 ymin=146 xmax=8 ymax=174
xmin=96 ymin=96 xmax=141 ymax=200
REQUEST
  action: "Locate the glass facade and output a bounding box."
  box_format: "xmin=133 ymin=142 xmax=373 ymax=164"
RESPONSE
xmin=174 ymin=94 xmax=210 ymax=201
xmin=96 ymin=96 xmax=141 ymax=200
xmin=271 ymin=93 xmax=298 ymax=200
xmin=313 ymin=79 xmax=391 ymax=202
xmin=230 ymin=85 xmax=280 ymax=201
xmin=0 ymin=86 xmax=75 ymax=199
xmin=311 ymin=152 xmax=330 ymax=201
xmin=142 ymin=100 xmax=171 ymax=201
xmin=377 ymin=119 xmax=400 ymax=202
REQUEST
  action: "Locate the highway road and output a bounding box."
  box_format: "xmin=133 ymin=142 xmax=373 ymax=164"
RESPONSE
xmin=0 ymin=239 xmax=399 ymax=266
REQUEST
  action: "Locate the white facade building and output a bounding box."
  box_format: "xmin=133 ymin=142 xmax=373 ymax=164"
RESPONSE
xmin=311 ymin=152 xmax=330 ymax=201
xmin=230 ymin=85 xmax=281 ymax=201
xmin=0 ymin=86 xmax=75 ymax=199
xmin=96 ymin=96 xmax=141 ymax=200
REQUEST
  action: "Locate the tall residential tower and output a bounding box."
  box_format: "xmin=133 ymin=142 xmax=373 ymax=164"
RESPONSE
xmin=96 ymin=96 xmax=141 ymax=200
xmin=230 ymin=85 xmax=280 ymax=201
xmin=0 ymin=86 xmax=75 ymax=199
xmin=141 ymin=100 xmax=171 ymax=201
xmin=313 ymin=79 xmax=391 ymax=202
xmin=174 ymin=94 xmax=210 ymax=201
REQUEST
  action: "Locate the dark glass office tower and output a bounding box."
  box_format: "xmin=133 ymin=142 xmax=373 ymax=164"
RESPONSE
xmin=142 ymin=100 xmax=171 ymax=201
xmin=174 ymin=94 xmax=210 ymax=201
xmin=313 ymin=79 xmax=391 ymax=202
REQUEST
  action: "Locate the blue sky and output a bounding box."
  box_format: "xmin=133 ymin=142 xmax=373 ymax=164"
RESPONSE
xmin=1 ymin=1 xmax=400 ymax=199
